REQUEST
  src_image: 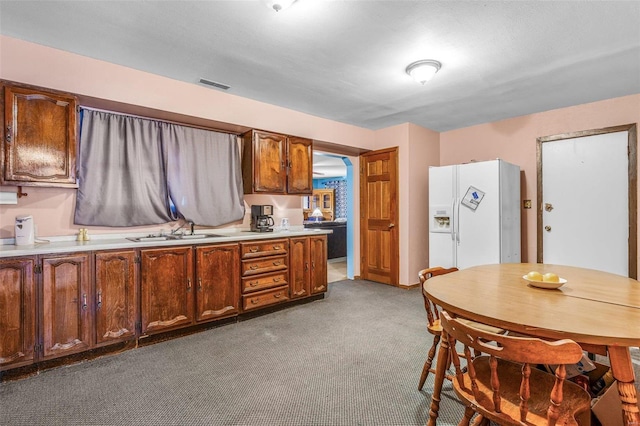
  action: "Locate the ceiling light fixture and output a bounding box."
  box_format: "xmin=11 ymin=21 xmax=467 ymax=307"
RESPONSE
xmin=405 ymin=60 xmax=442 ymax=85
xmin=264 ymin=0 xmax=296 ymax=12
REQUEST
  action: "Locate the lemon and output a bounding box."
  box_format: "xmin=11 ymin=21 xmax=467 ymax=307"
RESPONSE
xmin=526 ymin=271 xmax=543 ymax=281
xmin=542 ymin=272 xmax=560 ymax=283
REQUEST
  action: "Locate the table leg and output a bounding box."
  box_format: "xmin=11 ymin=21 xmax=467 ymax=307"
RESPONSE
xmin=607 ymin=346 xmax=640 ymax=426
xmin=427 ymin=331 xmax=451 ymax=426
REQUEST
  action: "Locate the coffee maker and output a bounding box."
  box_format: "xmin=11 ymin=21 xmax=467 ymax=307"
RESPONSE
xmin=251 ymin=205 xmax=275 ymax=232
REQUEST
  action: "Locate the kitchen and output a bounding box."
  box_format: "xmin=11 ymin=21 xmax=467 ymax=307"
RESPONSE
xmin=0 ymin=1 xmax=639 ymax=423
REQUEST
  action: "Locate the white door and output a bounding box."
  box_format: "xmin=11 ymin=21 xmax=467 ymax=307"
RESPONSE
xmin=539 ymin=126 xmax=636 ymax=277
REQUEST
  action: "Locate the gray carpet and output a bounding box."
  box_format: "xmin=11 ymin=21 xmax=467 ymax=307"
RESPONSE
xmin=0 ymin=279 xmax=638 ymax=426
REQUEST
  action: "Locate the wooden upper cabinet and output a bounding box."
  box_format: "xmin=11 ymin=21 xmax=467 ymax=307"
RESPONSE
xmin=287 ymin=136 xmax=313 ymax=194
xmin=242 ymin=130 xmax=312 ymax=195
xmin=0 ymin=257 xmax=36 ymax=371
xmin=94 ymin=250 xmax=138 ymax=346
xmin=41 ymin=253 xmax=92 ymax=360
xmin=2 ymin=83 xmax=78 ymax=187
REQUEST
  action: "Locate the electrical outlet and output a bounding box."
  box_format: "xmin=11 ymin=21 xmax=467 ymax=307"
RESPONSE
xmin=523 ymin=200 xmax=532 ymax=209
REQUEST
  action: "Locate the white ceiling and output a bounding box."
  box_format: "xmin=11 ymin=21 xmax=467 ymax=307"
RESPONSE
xmin=0 ymin=0 xmax=639 ymax=134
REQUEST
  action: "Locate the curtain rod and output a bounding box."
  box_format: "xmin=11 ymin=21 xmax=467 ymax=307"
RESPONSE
xmin=79 ymin=105 xmax=243 ymax=136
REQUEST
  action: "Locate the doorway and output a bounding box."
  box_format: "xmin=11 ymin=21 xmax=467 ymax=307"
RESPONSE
xmin=537 ymin=124 xmax=637 ymax=278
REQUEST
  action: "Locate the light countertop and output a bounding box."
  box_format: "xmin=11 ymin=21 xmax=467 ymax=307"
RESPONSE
xmin=0 ymin=227 xmax=331 ymax=258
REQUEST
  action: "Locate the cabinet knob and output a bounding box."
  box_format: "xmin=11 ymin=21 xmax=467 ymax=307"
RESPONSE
xmin=96 ymin=291 xmax=102 ymax=309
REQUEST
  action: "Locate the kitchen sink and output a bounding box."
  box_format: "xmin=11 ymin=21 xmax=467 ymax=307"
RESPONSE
xmin=126 ymin=233 xmax=226 ymax=242
xmin=177 ymin=233 xmax=226 ymax=239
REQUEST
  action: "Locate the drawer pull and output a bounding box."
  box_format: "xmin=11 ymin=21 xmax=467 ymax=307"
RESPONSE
xmin=250 ymin=247 xmax=258 ymax=253
xmin=250 ymin=265 xmax=259 ymax=270
xmin=250 ymin=298 xmax=259 ymax=305
xmin=273 ymin=261 xmax=281 ymax=266
xmin=97 ymin=291 xmax=102 ymax=309
xmin=273 ymin=245 xmax=281 ymax=250
xmin=82 ymin=294 xmax=88 ymax=311
xmin=198 ymin=277 xmax=203 ymax=292
xmin=274 ymin=293 xmax=281 ymax=299
xmin=187 ymin=278 xmax=192 ymax=292
xmin=250 ymin=281 xmax=259 ymax=287
xmin=273 ymin=277 xmax=281 ymax=282
xmin=305 ymin=262 xmax=309 ymax=271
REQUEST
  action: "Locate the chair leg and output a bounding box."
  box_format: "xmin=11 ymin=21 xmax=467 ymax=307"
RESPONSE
xmin=419 ymin=334 xmax=441 ymax=390
xmin=427 ymin=332 xmax=451 ymax=426
xmin=458 ymin=406 xmax=475 ymax=426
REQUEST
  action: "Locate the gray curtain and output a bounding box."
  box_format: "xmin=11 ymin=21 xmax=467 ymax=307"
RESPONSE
xmin=162 ymin=124 xmax=245 ymax=226
xmin=75 ymin=110 xmax=174 ymax=226
xmin=75 ymin=109 xmax=245 ymax=227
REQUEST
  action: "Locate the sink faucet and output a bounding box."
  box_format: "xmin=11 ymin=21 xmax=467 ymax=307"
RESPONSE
xmin=172 ymin=220 xmax=195 ymax=235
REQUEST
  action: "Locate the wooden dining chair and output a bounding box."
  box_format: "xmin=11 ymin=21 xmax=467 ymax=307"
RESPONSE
xmin=440 ymin=311 xmax=592 ymax=425
xmin=418 ymin=266 xmax=505 ymax=391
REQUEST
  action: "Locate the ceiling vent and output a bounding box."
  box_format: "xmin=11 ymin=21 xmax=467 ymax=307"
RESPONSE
xmin=198 ymin=78 xmax=230 ymax=91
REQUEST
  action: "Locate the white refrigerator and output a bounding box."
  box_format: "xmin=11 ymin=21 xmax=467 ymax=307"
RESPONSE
xmin=429 ymin=159 xmax=521 ymax=270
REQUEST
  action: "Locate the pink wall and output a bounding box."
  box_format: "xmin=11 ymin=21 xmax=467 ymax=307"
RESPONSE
xmin=440 ymin=94 xmax=640 ymax=262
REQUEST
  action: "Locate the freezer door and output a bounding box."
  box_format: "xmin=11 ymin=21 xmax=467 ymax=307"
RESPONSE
xmin=456 ymin=161 xmax=502 ymax=269
xmin=428 ymin=165 xmax=456 ymax=268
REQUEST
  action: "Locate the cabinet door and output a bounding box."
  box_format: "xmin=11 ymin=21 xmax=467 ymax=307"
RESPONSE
xmin=195 ymin=243 xmax=240 ymax=322
xmin=289 ymin=237 xmax=310 ymax=299
xmin=287 ymin=137 xmax=312 ymax=194
xmin=140 ymin=247 xmax=194 ymax=335
xmin=0 ymin=257 xmax=36 ymax=370
xmin=2 ymin=84 xmax=77 ymax=186
xmin=243 ymin=130 xmax=287 ymax=193
xmin=310 ymin=236 xmax=328 ymax=294
xmin=94 ymin=251 xmax=138 ymax=346
xmin=41 ymin=253 xmax=91 ymax=360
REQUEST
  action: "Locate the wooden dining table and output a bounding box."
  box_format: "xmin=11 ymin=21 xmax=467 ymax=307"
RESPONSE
xmin=423 ymin=263 xmax=640 ymax=426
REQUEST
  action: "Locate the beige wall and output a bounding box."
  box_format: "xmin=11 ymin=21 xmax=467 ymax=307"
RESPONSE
xmin=2 ymin=36 xmax=639 ymax=285
xmin=439 ymin=94 xmax=640 ymax=263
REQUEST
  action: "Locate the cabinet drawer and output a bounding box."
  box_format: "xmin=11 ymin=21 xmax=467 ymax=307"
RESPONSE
xmin=242 ymin=285 xmax=289 ymax=311
xmin=241 ymin=254 xmax=288 ymax=276
xmin=242 ymin=272 xmax=288 ymax=293
xmin=241 ymin=239 xmax=288 ymax=259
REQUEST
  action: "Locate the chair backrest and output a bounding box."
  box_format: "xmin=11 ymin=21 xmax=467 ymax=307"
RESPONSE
xmin=418 ymin=267 xmax=458 ymax=327
xmin=440 ymin=311 xmax=585 ymax=424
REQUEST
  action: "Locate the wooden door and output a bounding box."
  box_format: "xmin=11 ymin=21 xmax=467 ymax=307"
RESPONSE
xmin=41 ymin=253 xmax=91 ymax=359
xmin=140 ymin=247 xmax=194 ymax=335
xmin=360 ymin=147 xmax=399 ymax=285
xmin=310 ymin=235 xmax=328 ymax=294
xmin=0 ymin=257 xmax=36 ymax=370
xmin=287 ymin=136 xmax=313 ymax=194
xmin=195 ymin=243 xmax=240 ymax=322
xmin=289 ymin=237 xmax=310 ymax=298
xmin=242 ymin=130 xmax=287 ymax=193
xmin=94 ymin=250 xmax=138 ymax=346
xmin=538 ymin=124 xmax=637 ymax=278
xmin=2 ymin=84 xmax=77 ymax=186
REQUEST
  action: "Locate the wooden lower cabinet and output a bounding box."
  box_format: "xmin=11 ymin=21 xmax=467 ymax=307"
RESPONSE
xmin=41 ymin=253 xmax=92 ymax=360
xmin=240 ymin=239 xmax=290 ymax=311
xmin=94 ymin=250 xmax=138 ymax=346
xmin=310 ymin=236 xmax=328 ymax=294
xmin=195 ymin=243 xmax=240 ymax=322
xmin=140 ymin=246 xmax=194 ymax=335
xmin=0 ymin=257 xmax=36 ymax=371
xmin=289 ymin=237 xmax=311 ymax=299
xmin=289 ymin=235 xmax=328 ymax=298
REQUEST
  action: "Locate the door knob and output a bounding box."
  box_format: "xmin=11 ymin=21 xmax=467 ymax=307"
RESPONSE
xmin=545 ymin=226 xmax=552 ymax=232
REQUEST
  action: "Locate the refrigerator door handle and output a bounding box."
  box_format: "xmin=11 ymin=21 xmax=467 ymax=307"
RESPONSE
xmin=454 ymin=197 xmax=461 ymax=244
